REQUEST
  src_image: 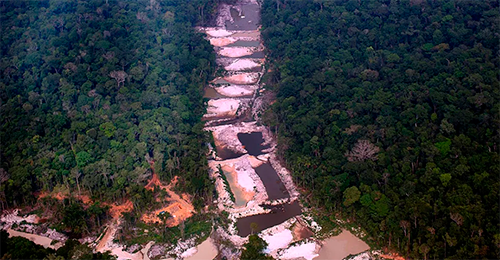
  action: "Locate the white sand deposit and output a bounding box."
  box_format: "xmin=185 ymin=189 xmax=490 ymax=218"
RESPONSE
xmin=205 ymin=29 xmax=234 ymax=37
xmin=1 ymin=209 xmax=38 ymax=229
xmin=219 ymin=47 xmax=255 ymax=58
xmin=210 ymin=37 xmax=237 ymax=47
xmin=215 ymin=85 xmax=258 ymax=97
xmin=223 ymin=73 xmax=260 ymax=84
xmin=7 ymin=229 xmax=64 ymax=250
xmin=279 ymin=242 xmax=320 ymax=260
xmin=261 ymin=229 xmax=293 ymax=254
xmin=225 ymin=59 xmax=261 ymax=71
xmin=204 ymin=99 xmax=240 ymax=119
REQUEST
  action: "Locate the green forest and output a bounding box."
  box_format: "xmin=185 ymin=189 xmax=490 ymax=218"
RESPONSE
xmin=261 ymin=0 xmax=499 ymax=259
xmin=0 ymin=0 xmax=224 ymax=235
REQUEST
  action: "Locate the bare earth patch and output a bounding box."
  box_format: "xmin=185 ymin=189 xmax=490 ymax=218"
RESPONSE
xmin=224 ymin=58 xmax=263 ymax=71
xmin=222 ymin=73 xmax=260 ymax=84
xmin=203 ymin=98 xmax=241 ymax=119
xmin=142 ymin=176 xmax=195 ymax=227
xmin=218 ymin=47 xmax=255 ymax=58
xmin=215 ymin=84 xmax=258 ymax=98
xmin=210 ymin=37 xmax=237 ymax=47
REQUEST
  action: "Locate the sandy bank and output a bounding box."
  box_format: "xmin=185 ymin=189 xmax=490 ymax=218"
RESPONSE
xmin=219 ymin=47 xmax=256 ymax=58
xmin=316 ymin=230 xmax=370 ymax=260
xmin=210 ymin=37 xmax=238 ymax=47
xmin=221 ymin=73 xmax=260 ymax=85
xmin=203 ymin=99 xmax=241 ymax=119
xmin=215 ymin=84 xmax=258 ymax=98
xmin=183 ymin=238 xmax=218 ymax=260
xmin=224 ymin=59 xmax=262 ymax=71
xmin=7 ymin=229 xmax=64 ymax=250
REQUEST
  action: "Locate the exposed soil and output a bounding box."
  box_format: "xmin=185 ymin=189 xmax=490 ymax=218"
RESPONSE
xmin=143 ymin=175 xmax=195 ymax=227
xmin=222 ymin=73 xmax=260 ymax=85
xmin=292 ymin=221 xmax=313 ymax=241
xmin=221 ymin=165 xmax=255 ymax=207
xmin=37 ymin=191 xmax=92 ymax=205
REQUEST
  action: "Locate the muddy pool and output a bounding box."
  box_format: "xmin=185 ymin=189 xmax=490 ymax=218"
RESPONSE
xmin=255 ymin=163 xmax=289 ymax=200
xmin=226 ymin=40 xmax=261 ymax=47
xmin=226 ymin=3 xmax=260 ymax=31
xmin=236 ymin=202 xmax=301 ymax=237
xmin=237 ymin=132 xmax=270 ymax=155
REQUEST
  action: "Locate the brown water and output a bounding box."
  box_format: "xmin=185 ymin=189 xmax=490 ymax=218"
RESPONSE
xmin=185 ymin=238 xmax=218 ymax=260
xmin=237 ymin=132 xmax=270 ymax=155
xmin=223 ymin=169 xmax=247 ymax=207
xmin=236 ymin=202 xmax=302 ymax=237
xmin=204 ymin=87 xmax=227 ymax=99
xmin=255 ymin=163 xmax=289 ymax=200
xmin=226 ymin=4 xmax=260 ymax=30
xmin=215 ymin=145 xmax=243 ymax=160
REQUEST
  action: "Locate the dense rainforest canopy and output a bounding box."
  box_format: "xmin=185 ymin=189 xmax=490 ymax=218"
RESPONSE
xmin=261 ymin=0 xmax=499 ymax=259
xmin=0 ymin=0 xmax=222 ymax=225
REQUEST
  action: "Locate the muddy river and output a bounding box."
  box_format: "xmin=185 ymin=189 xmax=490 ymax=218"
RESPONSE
xmin=236 ymin=202 xmax=301 ymax=237
xmin=203 ymin=87 xmax=228 ymax=99
xmin=226 ymin=40 xmax=261 ymax=47
xmin=255 ymin=163 xmax=289 ymax=200
xmin=237 ymin=132 xmax=270 ymax=155
xmin=226 ymin=4 xmax=260 ymax=30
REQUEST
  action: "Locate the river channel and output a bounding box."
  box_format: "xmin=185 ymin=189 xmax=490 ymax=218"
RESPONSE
xmin=201 ymin=0 xmax=303 ymax=244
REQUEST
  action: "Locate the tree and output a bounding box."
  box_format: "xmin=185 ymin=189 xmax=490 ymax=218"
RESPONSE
xmin=240 ymin=234 xmax=273 ymax=260
xmin=343 ymin=186 xmax=361 ymax=207
xmin=346 ymin=140 xmax=380 ymax=162
xmin=109 ymin=71 xmax=127 ymax=88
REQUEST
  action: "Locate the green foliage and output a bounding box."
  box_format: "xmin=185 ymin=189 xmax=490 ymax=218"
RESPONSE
xmin=343 ymin=186 xmax=360 ymax=207
xmin=217 ymin=164 xmax=235 ymax=203
xmin=261 ymin=0 xmax=500 ymax=259
xmin=240 ymin=234 xmax=273 ymax=260
xmin=0 ymin=0 xmax=218 ymax=215
xmin=434 ymin=139 xmax=451 ymax=156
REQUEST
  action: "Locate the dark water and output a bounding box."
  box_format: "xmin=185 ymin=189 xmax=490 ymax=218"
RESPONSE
xmin=237 ymin=132 xmax=270 ymax=156
xmin=226 ymin=4 xmax=260 ymax=31
xmin=213 ymin=78 xmax=231 ymax=84
xmin=216 ymin=145 xmax=243 ymax=160
xmin=226 ymin=40 xmax=261 ymax=47
xmin=242 ymin=51 xmax=265 ymax=58
xmin=255 ymin=163 xmax=289 ymax=200
xmin=236 ymin=202 xmax=302 ymax=237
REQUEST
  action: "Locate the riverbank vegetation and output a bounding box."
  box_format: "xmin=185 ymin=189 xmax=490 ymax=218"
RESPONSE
xmin=261 ymin=0 xmax=499 ymax=259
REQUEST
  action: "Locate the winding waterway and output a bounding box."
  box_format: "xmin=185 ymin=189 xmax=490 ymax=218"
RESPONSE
xmin=200 ymin=0 xmax=303 ymax=242
xmin=198 ymin=1 xmax=370 ymax=259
